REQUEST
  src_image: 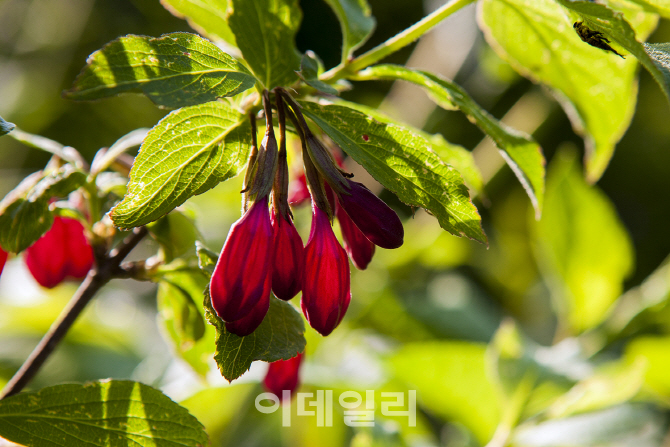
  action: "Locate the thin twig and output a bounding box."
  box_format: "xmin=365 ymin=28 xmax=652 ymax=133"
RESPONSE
xmin=0 ymin=227 xmax=148 ymax=399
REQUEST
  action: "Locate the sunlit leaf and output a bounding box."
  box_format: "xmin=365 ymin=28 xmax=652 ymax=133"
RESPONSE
xmin=0 ymin=380 xmax=208 ymax=447
xmin=111 ymin=101 xmax=251 ymax=229
xmin=160 ymin=0 xmax=237 ymax=46
xmin=0 ymin=165 xmax=86 ymax=253
xmin=227 ymin=0 xmax=302 ymax=88
xmin=546 ymin=359 xmax=646 ymax=418
xmin=513 ymin=404 xmax=665 ymax=447
xmin=298 ymin=52 xmax=338 ymax=95
xmin=533 ymin=150 xmax=634 ymax=333
xmin=626 ymin=0 xmax=670 ymax=17
xmin=322 ymin=0 xmax=376 ymax=62
xmin=355 ymin=64 xmax=544 ymax=215
xmin=389 ymin=341 xmax=500 ymax=444
xmin=66 ymin=33 xmax=255 ymax=108
xmin=625 ymin=336 xmax=670 ymax=397
xmin=479 ymin=0 xmax=658 ymax=182
xmin=204 ymin=288 xmax=306 ymax=381
xmin=300 ymin=101 xmax=487 ymax=244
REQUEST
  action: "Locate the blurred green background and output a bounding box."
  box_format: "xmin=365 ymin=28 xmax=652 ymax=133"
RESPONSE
xmin=2 ymin=0 xmax=670 ymax=446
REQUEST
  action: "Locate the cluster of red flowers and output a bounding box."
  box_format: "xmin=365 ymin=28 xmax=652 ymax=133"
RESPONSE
xmin=209 ymin=89 xmax=404 ymax=340
xmin=0 ymin=215 xmax=94 ymax=289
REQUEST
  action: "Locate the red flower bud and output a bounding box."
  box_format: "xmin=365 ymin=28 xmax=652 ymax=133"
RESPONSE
xmin=336 ymin=203 xmax=375 ymax=270
xmin=225 ymin=290 xmax=270 ymax=336
xmin=337 ymin=180 xmax=404 ymax=249
xmin=210 ymin=197 xmax=274 ymax=322
xmin=301 ymin=205 xmax=350 ymax=336
xmin=263 ymin=352 xmax=303 ymax=401
xmin=24 ymin=216 xmax=94 ymax=288
xmin=271 ymin=209 xmax=304 ymax=301
xmin=0 ymin=247 xmax=7 ymax=277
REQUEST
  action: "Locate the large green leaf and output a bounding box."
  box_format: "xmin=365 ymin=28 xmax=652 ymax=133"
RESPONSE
xmin=533 ymin=150 xmax=634 ymax=333
xmin=227 ymin=0 xmax=302 ymax=88
xmin=300 ymin=101 xmax=487 ymax=244
xmin=479 ymin=0 xmax=658 ymax=182
xmin=65 ymin=32 xmax=255 ymax=108
xmin=0 ymin=380 xmax=208 ymax=447
xmin=389 ymin=341 xmax=501 ymax=445
xmin=332 ymin=100 xmax=484 ymax=195
xmin=160 ymin=0 xmax=237 ymax=46
xmin=158 ymin=270 xmax=214 ymax=377
xmin=0 ymin=116 xmax=14 ymax=136
xmin=627 ymin=0 xmax=670 ymax=17
xmin=204 ymin=288 xmax=306 ymax=382
xmin=356 ymin=64 xmax=544 ymax=215
xmin=323 ymin=0 xmax=376 ymax=62
xmin=0 ymin=165 xmax=86 ymax=253
xmin=111 ymin=101 xmax=251 ymax=229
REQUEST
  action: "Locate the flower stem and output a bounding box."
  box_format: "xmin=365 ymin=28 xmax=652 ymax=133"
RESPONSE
xmin=0 ymin=227 xmax=148 ymax=399
xmin=321 ymin=0 xmax=476 ymax=82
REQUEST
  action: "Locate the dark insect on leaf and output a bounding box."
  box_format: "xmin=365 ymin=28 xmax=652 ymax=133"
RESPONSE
xmin=573 ymin=21 xmax=625 ymax=59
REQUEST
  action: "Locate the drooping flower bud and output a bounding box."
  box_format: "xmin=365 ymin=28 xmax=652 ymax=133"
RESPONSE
xmin=336 ymin=179 xmax=404 ymax=249
xmin=210 ymin=197 xmax=274 ymax=322
xmin=301 ymin=205 xmax=350 ymax=336
xmin=271 ymin=209 xmax=304 ymax=301
xmin=336 ymin=203 xmax=375 ymax=270
xmin=263 ymin=353 xmax=303 ymax=402
xmin=0 ymin=246 xmax=7 ymax=277
xmin=24 ymin=216 xmax=94 ymax=288
xmin=225 ymin=290 xmax=270 ymax=336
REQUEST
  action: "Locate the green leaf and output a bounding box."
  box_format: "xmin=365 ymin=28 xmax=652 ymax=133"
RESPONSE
xmin=625 ymin=336 xmax=670 ymax=397
xmin=0 ymin=165 xmax=86 ymax=253
xmin=0 ymin=380 xmax=208 ymax=447
xmin=148 ymin=210 xmax=200 ymax=262
xmin=533 ymin=150 xmax=634 ymax=333
xmin=227 ymin=0 xmax=302 ymax=88
xmin=195 ymin=240 xmax=218 ymax=278
xmin=322 ymin=0 xmax=376 ymax=62
xmin=355 ymin=64 xmax=544 ymax=215
xmin=298 ymin=52 xmax=339 ymax=95
xmin=158 ymin=271 xmax=214 ymax=376
xmin=0 ymin=116 xmax=15 ymax=136
xmin=204 ymin=288 xmax=306 ymax=381
xmin=160 ymin=0 xmax=237 ymax=46
xmin=513 ymin=404 xmax=665 ymax=447
xmin=546 ymin=359 xmax=646 ymax=419
xmin=479 ymin=0 xmax=658 ymax=182
xmin=300 ymin=100 xmax=487 ymax=244
xmin=644 ymin=42 xmax=670 ymax=88
xmin=111 ymin=101 xmax=251 ymax=229
xmin=626 ymin=0 xmax=670 ymax=18
xmin=389 ymin=341 xmax=501 ymax=445
xmin=65 ymin=32 xmax=256 ymax=108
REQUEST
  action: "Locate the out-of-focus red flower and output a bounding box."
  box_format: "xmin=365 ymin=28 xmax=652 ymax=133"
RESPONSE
xmin=288 ymin=172 xmax=309 ymax=206
xmin=24 ymin=216 xmax=94 ymax=288
xmin=336 ymin=202 xmax=375 ymax=270
xmin=271 ymin=209 xmax=304 ymax=301
xmin=336 ymin=179 xmax=404 ymax=249
xmin=301 ymin=205 xmax=350 ymax=336
xmin=0 ymin=247 xmax=7 ymax=277
xmin=210 ymin=197 xmax=274 ymax=322
xmin=263 ymin=352 xmax=303 ymax=402
xmin=225 ymin=289 xmax=270 ymax=336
